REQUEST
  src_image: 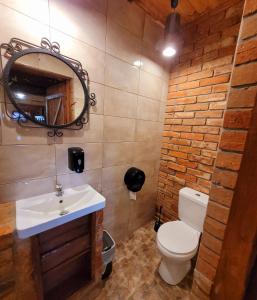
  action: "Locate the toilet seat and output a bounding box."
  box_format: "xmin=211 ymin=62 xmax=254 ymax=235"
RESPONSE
xmin=157 ymin=221 xmax=200 ymax=255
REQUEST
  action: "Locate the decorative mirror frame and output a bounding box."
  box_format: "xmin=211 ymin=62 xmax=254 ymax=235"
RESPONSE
xmin=0 ymin=37 xmax=96 ymax=137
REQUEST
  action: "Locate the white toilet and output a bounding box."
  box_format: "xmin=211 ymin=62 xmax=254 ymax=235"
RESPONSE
xmin=156 ymin=187 xmax=208 ymax=285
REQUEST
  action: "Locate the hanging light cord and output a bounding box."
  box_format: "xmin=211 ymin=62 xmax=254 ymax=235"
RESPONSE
xmin=171 ymin=0 xmax=179 ymax=10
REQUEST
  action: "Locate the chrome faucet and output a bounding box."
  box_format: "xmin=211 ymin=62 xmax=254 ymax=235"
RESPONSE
xmin=56 ymin=184 xmax=63 ymax=197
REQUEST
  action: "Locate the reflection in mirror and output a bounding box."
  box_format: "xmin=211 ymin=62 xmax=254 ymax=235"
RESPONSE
xmin=8 ymin=53 xmax=85 ymax=126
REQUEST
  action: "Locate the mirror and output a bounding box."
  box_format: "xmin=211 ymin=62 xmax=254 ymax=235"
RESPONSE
xmin=3 ymin=50 xmax=89 ymax=128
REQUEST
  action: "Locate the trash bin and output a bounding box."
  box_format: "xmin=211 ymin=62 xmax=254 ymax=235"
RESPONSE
xmin=102 ymin=230 xmax=115 ymax=279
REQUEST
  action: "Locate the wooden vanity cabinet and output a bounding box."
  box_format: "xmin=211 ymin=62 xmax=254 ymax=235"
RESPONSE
xmin=33 ymin=215 xmax=93 ymax=300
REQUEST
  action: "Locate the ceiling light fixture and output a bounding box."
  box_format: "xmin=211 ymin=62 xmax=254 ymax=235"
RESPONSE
xmin=162 ymin=0 xmax=181 ymax=58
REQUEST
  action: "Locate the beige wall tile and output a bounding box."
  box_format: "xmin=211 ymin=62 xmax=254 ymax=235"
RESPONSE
xmin=134 ymin=160 xmax=157 ymax=179
xmin=104 ymin=116 xmax=136 ymax=142
xmin=0 ymin=177 xmax=56 ymax=203
xmin=102 ymin=185 xmax=130 ymax=241
xmin=0 ymin=145 xmax=55 ymax=184
xmin=0 ymin=0 xmax=49 ymax=24
xmin=143 ymin=15 xmax=164 ymax=47
xmin=0 ymin=4 xmax=49 ymax=44
xmin=105 ymin=55 xmax=139 ymax=94
xmin=49 ymin=0 xmax=106 ymax=51
xmin=60 ymin=114 xmax=103 ymax=143
xmin=135 ymin=120 xmax=160 ymax=142
xmin=55 ymin=143 xmax=102 ymax=175
xmin=103 ymin=142 xmax=134 ymax=167
xmin=141 ymin=44 xmax=165 ymax=79
xmin=90 ymin=82 xmax=104 ymax=115
xmin=137 ymin=96 xmax=160 ymax=121
xmin=50 ymin=29 xmax=106 ymax=84
xmin=108 ymin=0 xmax=145 ymax=38
xmin=139 ymin=70 xmax=163 ymax=100
xmin=106 ymin=20 xmax=142 ymax=65
xmin=102 ymin=164 xmax=130 ymax=191
xmin=57 ymin=168 xmax=102 ymax=192
xmin=104 ymin=87 xmax=137 ymax=118
xmin=133 ymin=141 xmax=160 ymax=162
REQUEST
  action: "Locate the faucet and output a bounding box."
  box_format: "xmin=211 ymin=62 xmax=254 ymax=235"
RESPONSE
xmin=56 ymin=184 xmax=63 ymax=197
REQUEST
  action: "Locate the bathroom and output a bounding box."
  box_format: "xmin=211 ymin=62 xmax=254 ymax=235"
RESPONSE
xmin=0 ymin=0 xmax=256 ymax=299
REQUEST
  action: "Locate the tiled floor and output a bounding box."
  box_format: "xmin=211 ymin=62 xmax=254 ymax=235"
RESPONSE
xmin=94 ymin=221 xmax=193 ymax=300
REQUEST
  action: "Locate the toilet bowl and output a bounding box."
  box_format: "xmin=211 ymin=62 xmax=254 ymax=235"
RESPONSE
xmin=156 ymin=187 xmax=208 ymax=285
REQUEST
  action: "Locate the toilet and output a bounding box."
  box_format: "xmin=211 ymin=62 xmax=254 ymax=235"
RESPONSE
xmin=156 ymin=187 xmax=208 ymax=285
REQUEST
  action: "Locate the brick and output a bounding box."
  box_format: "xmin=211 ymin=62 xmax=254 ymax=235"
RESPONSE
xmin=212 ymin=168 xmax=238 ymax=189
xmin=204 ymin=216 xmax=226 ymax=240
xmin=169 ymin=75 xmax=187 ymax=85
xmin=176 ymin=172 xmax=197 ymax=183
xmin=200 ymin=74 xmax=230 ymax=87
xmin=212 ymin=84 xmax=229 ymax=92
xmin=244 ymin=0 xmax=257 ymax=16
xmin=214 ymin=65 xmax=232 ymax=76
xmin=170 ymin=125 xmax=192 ymax=132
xmin=188 ymin=168 xmax=211 ymax=180
xmin=171 ymin=138 xmax=191 ymax=146
xmin=194 ymin=269 xmax=213 ymax=296
xmin=204 ymin=134 xmax=220 ymax=142
xmin=210 ymin=185 xmax=234 ymax=207
xmin=165 ymin=119 xmax=181 ymax=125
xmin=215 ymin=151 xmax=242 ymax=171
xmin=193 ymin=126 xmax=220 ymax=134
xmin=227 ymin=87 xmax=257 ymax=108
xmin=188 ymin=70 xmax=214 ymax=81
xmin=204 ymin=37 xmax=235 ymax=54
xmin=184 ymin=103 xmax=209 ymax=111
xmin=178 ymin=81 xmax=200 ymax=90
xmin=195 ymin=110 xmax=223 ymax=118
xmin=174 ymin=111 xmax=195 ymax=118
xmin=206 ymin=118 xmax=223 ymax=126
xmin=222 ymin=23 xmax=241 ymax=38
xmin=225 ymin=2 xmax=243 ymax=19
xmin=219 ymin=130 xmax=247 ymax=151
xmin=162 ymin=131 xmax=180 ymax=138
xmin=231 ymin=61 xmax=257 ymax=86
xmin=168 ymin=85 xmax=177 ymax=92
xmin=198 ymin=163 xmax=214 ymax=173
xmin=188 ymin=154 xmax=214 ymax=166
xmin=168 ymin=162 xmax=186 ymax=172
xmin=241 ymin=13 xmax=257 ymax=39
xmin=166 ymin=104 xmax=184 ymax=112
xmin=223 ymin=109 xmax=252 ymax=129
xmin=183 ymin=118 xmax=206 ymax=125
xmin=202 ymin=149 xmax=217 ymax=158
xmin=201 ymin=231 xmax=223 ymax=254
xmin=169 ymin=151 xmax=188 ymax=159
xmin=197 ymin=93 xmax=226 ymax=103
xmin=209 ymin=101 xmax=227 ymax=110
xmin=198 ymin=244 xmax=220 ymax=269
xmin=179 ymin=145 xmax=201 ymax=155
xmin=219 ymin=44 xmax=237 ymax=57
xmin=210 ymin=15 xmax=242 ymax=34
xmin=180 ymin=132 xmax=204 ymax=141
xmin=186 ymin=87 xmax=212 ymax=97
xmin=176 ymin=158 xmax=198 ymax=168
xmin=203 ymin=56 xmax=233 ymax=70
xmin=192 ymin=141 xmax=218 ymax=150
xmin=170 ymin=97 xmax=197 ymax=105
xmin=207 ymin=201 xmax=230 ymax=224
xmin=168 ymin=90 xmax=187 ymax=99
xmin=236 ymin=39 xmax=257 ymax=64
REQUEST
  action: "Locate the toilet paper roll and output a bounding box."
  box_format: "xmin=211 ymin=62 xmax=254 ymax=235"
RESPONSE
xmin=129 ymin=191 xmax=137 ymax=200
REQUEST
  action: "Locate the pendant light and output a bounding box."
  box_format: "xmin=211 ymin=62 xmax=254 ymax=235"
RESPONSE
xmin=162 ymin=0 xmax=181 ymax=57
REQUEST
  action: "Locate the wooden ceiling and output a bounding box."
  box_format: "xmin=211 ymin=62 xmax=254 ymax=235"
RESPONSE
xmin=133 ymin=0 xmax=227 ymax=24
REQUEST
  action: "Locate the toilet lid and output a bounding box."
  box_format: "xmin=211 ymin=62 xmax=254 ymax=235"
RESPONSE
xmin=157 ymin=221 xmax=200 ymax=255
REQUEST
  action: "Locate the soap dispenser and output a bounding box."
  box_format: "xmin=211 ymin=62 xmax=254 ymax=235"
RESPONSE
xmin=68 ymin=147 xmax=84 ymax=173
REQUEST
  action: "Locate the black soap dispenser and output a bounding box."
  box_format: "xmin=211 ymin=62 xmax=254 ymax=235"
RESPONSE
xmin=68 ymin=147 xmax=84 ymax=173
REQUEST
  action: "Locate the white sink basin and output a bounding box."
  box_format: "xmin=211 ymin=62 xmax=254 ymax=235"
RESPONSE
xmin=16 ymin=184 xmax=105 ymax=239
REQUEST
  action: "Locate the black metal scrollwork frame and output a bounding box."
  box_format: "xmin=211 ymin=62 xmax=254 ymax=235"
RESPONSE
xmin=0 ymin=37 xmax=96 ymax=137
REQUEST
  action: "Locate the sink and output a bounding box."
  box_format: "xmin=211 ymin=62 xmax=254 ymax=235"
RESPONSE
xmin=16 ymin=184 xmax=105 ymax=239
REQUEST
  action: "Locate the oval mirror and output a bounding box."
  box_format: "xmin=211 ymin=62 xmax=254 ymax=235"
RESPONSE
xmin=3 ymin=49 xmax=89 ymax=128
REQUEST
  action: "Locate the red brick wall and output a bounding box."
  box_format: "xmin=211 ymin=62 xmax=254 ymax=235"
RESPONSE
xmin=192 ymin=0 xmax=257 ymax=298
xmin=157 ymin=0 xmax=244 ymax=222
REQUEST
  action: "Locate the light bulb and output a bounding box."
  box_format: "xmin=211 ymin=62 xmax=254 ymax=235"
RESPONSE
xmin=162 ymin=46 xmax=176 ymax=57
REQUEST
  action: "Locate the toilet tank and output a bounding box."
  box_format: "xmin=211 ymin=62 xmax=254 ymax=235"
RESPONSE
xmin=179 ymin=187 xmax=209 ymax=232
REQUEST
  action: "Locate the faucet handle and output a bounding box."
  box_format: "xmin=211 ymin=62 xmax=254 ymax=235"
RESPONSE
xmin=56 ymin=184 xmax=62 ymax=191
